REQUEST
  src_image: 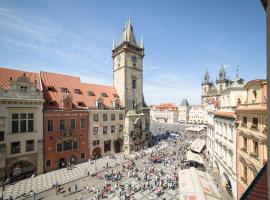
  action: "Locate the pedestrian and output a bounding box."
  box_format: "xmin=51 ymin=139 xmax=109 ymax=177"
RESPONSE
xmin=75 ymin=184 xmax=78 ymax=192
xmin=68 ymin=186 xmax=71 ymax=193
xmin=32 ymin=191 xmax=36 ymax=200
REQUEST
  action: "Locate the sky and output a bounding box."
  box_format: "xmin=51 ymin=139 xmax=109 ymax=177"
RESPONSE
xmin=0 ymin=0 xmax=266 ymax=105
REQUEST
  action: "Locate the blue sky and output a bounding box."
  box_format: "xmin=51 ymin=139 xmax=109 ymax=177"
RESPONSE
xmin=0 ymin=0 xmax=266 ymax=105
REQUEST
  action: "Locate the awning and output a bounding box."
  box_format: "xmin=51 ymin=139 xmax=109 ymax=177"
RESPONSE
xmin=186 ymin=151 xmax=204 ymax=165
xmin=178 ymin=167 xmax=221 ymax=200
xmin=191 ymin=139 xmax=206 ymax=153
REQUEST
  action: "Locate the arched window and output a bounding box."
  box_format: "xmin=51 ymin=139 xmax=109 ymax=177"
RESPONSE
xmin=132 ymin=79 xmax=136 ymax=89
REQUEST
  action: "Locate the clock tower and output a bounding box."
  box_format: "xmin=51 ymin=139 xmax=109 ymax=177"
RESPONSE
xmin=112 ymin=18 xmax=145 ymax=112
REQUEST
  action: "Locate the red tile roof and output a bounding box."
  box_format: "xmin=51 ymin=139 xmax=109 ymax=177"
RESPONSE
xmin=41 ymin=71 xmax=121 ymax=109
xmin=240 ymin=164 xmax=268 ymax=200
xmin=0 ymin=67 xmax=41 ymax=91
xmin=213 ymin=111 xmax=235 ymax=118
xmin=154 ymin=103 xmax=178 ymax=110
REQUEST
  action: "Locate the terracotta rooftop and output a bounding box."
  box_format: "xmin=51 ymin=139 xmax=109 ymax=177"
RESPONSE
xmin=154 ymin=103 xmax=178 ymax=110
xmin=240 ymin=164 xmax=268 ymax=200
xmin=0 ymin=67 xmax=41 ymax=91
xmin=41 ymin=71 xmax=121 ymax=109
xmin=213 ymin=111 xmax=235 ymax=118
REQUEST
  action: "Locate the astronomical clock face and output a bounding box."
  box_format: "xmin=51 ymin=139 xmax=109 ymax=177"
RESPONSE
xmin=134 ymin=127 xmax=142 ymax=145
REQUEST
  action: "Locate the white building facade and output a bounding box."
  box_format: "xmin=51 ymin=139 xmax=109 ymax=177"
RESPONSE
xmin=0 ymin=70 xmax=44 ymax=180
xmin=188 ymin=105 xmax=208 ymax=124
xmin=150 ymin=103 xmax=178 ymax=123
xmin=178 ymin=99 xmax=190 ymax=122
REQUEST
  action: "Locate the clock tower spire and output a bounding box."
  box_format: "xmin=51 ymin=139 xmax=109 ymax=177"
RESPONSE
xmin=112 ymin=18 xmax=145 ymax=112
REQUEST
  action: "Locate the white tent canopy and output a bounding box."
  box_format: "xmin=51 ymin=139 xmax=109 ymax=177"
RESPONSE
xmin=191 ymin=138 xmax=206 ymax=153
xmin=178 ymin=167 xmax=221 ymax=200
xmin=185 ymin=126 xmax=205 ymax=132
xmin=186 ymin=151 xmax=204 ymax=165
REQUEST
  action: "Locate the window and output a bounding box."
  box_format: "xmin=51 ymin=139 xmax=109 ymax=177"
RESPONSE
xmin=252 ymin=117 xmax=258 ymax=129
xmin=242 ymin=116 xmax=247 ymax=127
xmin=111 ymin=114 xmax=115 ymax=121
xmin=47 ymin=86 xmax=56 ymax=92
xmin=103 ymin=114 xmax=107 ymax=121
xmin=113 ymin=94 xmax=119 ymax=98
xmin=119 ymin=114 xmax=123 ymax=120
xmin=111 ymin=125 xmax=115 ymax=133
xmin=57 ymin=143 xmax=62 ymax=152
xmin=71 ymin=119 xmax=76 ymax=129
xmin=103 ymin=126 xmax=107 ymax=134
xmin=26 ymin=140 xmax=34 ymax=152
xmin=93 ymin=127 xmax=99 ymax=135
xmin=63 ymin=140 xmax=72 ymax=151
xmin=28 ymin=113 xmax=34 ymax=132
xmin=81 ymin=153 xmax=85 ymax=159
xmin=61 ymin=87 xmax=69 ymax=93
xmin=243 ymin=165 xmax=247 ymax=183
xmin=60 ymin=119 xmax=65 ymax=131
xmin=80 ymin=118 xmax=85 ymax=129
xmin=78 ymin=102 xmax=85 ymax=107
xmin=46 ymin=160 xmax=51 ymax=167
xmin=20 ymin=113 xmax=27 ymax=132
xmin=93 ymin=114 xmax=99 ymax=122
xmin=93 ymin=140 xmax=100 ymax=146
xmin=48 ymin=101 xmax=56 ymax=106
xmin=0 ymin=131 xmax=4 ymax=141
xmin=243 ymin=136 xmax=247 ymax=150
xmin=98 ymin=102 xmax=103 ymax=109
xmin=74 ymin=89 xmax=82 ymax=94
xmin=104 ymin=140 xmax=111 ymax=152
xmin=132 ymin=79 xmax=136 ymax=89
xmin=12 ymin=113 xmax=34 ymax=133
xmin=101 ymin=92 xmax=108 ymax=97
xmin=253 ymin=141 xmax=259 ymax=155
xmin=88 ymin=91 xmax=95 ymax=96
xmin=119 ymin=125 xmax=123 ymax=132
xmin=73 ymin=140 xmax=78 ymax=149
xmin=20 ymin=86 xmax=27 ymax=93
xmin=48 ymin=120 xmax=53 ymax=132
xmin=11 ymin=142 xmax=20 ymax=154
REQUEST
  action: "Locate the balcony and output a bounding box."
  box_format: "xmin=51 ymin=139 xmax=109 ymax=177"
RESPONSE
xmin=241 ymin=176 xmax=247 ymax=184
xmin=240 ymin=147 xmax=247 ymax=152
xmin=250 ymin=124 xmax=259 ymax=131
xmin=241 ymin=123 xmax=247 ymax=128
xmin=250 ymin=152 xmax=259 ymax=160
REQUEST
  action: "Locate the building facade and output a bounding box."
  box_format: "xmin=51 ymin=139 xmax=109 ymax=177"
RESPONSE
xmin=112 ymin=18 xmax=150 ymax=153
xmin=0 ymin=68 xmax=44 ymax=181
xmin=203 ymin=65 xmax=247 ymax=199
xmin=178 ymin=99 xmax=190 ymax=122
xmin=236 ymin=79 xmax=267 ymax=199
xmin=150 ymin=103 xmax=178 ymax=123
xmin=41 ymin=72 xmax=90 ymax=172
xmin=188 ymin=105 xmax=208 ymax=124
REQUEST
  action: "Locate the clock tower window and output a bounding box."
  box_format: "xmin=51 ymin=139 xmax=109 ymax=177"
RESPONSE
xmin=132 ymin=79 xmax=136 ymax=89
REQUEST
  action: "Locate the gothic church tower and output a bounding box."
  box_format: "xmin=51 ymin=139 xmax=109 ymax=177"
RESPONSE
xmin=112 ymin=18 xmax=144 ymax=112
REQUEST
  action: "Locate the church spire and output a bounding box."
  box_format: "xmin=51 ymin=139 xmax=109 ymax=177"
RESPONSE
xmin=203 ymin=68 xmax=210 ymax=84
xmin=120 ymin=17 xmax=137 ymax=45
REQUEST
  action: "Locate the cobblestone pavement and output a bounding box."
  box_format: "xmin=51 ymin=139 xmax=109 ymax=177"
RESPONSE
xmin=23 ymin=142 xmax=179 ymax=200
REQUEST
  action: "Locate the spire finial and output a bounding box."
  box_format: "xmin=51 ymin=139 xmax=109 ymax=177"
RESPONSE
xmin=236 ymin=66 xmax=239 ymax=78
xmin=112 ymin=37 xmax=115 ymax=50
xmin=140 ymin=33 xmax=144 ymax=48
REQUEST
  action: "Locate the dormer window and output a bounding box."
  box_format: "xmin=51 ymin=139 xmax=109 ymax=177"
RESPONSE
xmin=112 ymin=99 xmax=120 ymax=109
xmin=20 ymin=86 xmax=27 ymax=93
xmin=101 ymin=92 xmax=108 ymax=97
xmin=78 ymin=101 xmax=86 ymax=107
xmin=47 ymin=86 xmax=55 ymax=92
xmin=61 ymin=87 xmax=69 ymax=93
xmin=74 ymin=89 xmax=82 ymax=94
xmin=96 ymin=98 xmax=104 ymax=110
xmin=48 ymin=100 xmax=56 ymax=106
xmin=88 ymin=91 xmax=95 ymax=96
xmin=113 ymin=94 xmax=119 ymax=98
